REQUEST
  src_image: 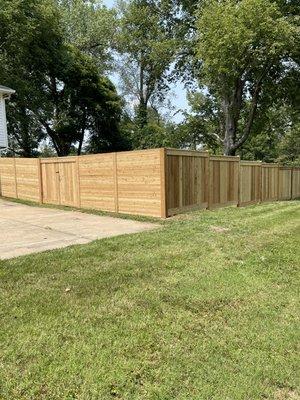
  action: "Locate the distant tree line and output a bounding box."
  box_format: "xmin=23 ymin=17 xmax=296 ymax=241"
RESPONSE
xmin=0 ymin=0 xmax=299 ymax=164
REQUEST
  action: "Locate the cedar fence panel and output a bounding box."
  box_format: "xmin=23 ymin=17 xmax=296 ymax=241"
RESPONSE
xmin=0 ymin=158 xmax=17 ymax=198
xmin=165 ymin=149 xmax=209 ymax=216
xmin=278 ymin=167 xmax=292 ymax=200
xmin=292 ymin=168 xmax=300 ymax=199
xmin=78 ymin=153 xmax=116 ymax=212
xmin=15 ymin=158 xmax=41 ymax=202
xmin=239 ymin=161 xmax=262 ymax=206
xmin=116 ymin=149 xmax=162 ymax=217
xmin=261 ymin=163 xmax=279 ymax=202
xmin=41 ymin=157 xmax=80 ymax=207
xmin=0 ymin=148 xmax=300 ymax=218
xmin=209 ymin=155 xmax=240 ymax=209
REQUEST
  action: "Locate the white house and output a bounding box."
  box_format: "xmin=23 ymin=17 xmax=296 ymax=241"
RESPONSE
xmin=0 ymin=85 xmax=15 ymax=149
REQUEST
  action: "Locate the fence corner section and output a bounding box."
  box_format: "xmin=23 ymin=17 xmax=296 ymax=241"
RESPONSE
xmin=160 ymin=148 xmax=167 ymax=218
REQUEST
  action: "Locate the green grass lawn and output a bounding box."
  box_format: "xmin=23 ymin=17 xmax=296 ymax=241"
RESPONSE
xmin=1 ymin=202 xmax=299 ymax=400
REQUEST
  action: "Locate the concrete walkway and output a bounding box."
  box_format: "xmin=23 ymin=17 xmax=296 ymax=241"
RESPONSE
xmin=0 ymin=200 xmax=157 ymax=260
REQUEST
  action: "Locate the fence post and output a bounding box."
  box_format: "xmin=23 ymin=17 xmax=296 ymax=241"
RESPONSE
xmin=160 ymin=148 xmax=167 ymax=218
xmin=113 ymin=152 xmax=119 ymax=213
xmin=179 ymin=155 xmax=183 ymax=209
xmin=291 ymin=167 xmax=294 ymax=200
xmin=207 ymin=154 xmax=212 ymax=210
xmin=237 ymin=157 xmax=241 ymax=207
xmin=259 ymin=162 xmax=263 ymax=203
xmin=76 ymin=156 xmax=81 ymax=208
xmin=277 ymin=163 xmax=280 ymax=201
xmin=37 ymin=158 xmax=43 ymax=204
xmin=204 ymin=151 xmax=210 ymax=209
xmin=13 ymin=157 xmax=18 ymax=199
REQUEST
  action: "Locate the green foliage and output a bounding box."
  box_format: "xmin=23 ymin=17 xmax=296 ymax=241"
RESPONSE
xmin=180 ymin=92 xmax=223 ymax=152
xmin=0 ymin=0 xmax=63 ymax=155
xmin=116 ymin=0 xmax=177 ymax=128
xmin=194 ymin=0 xmax=299 ymax=155
xmin=0 ymin=0 xmax=299 ymax=160
xmin=197 ymin=0 xmax=296 ymax=89
xmin=277 ymin=123 xmax=300 ymax=165
xmin=59 ymin=0 xmax=117 ymax=72
xmin=120 ymin=106 xmax=182 ymax=149
xmin=0 ymin=0 xmax=124 ymax=156
xmin=36 ymin=46 xmax=123 ymax=156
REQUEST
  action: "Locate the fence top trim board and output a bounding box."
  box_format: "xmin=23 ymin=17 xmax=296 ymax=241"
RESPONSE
xmin=165 ymin=148 xmax=209 ymax=157
xmin=241 ymin=160 xmax=262 ymax=165
xmin=210 ymin=155 xmax=240 ymax=161
xmin=40 ymin=157 xmax=78 ymax=164
xmin=262 ymin=163 xmax=279 ymax=167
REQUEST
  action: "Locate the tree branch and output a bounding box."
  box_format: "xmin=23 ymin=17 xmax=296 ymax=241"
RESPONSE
xmin=233 ymin=77 xmax=263 ymax=151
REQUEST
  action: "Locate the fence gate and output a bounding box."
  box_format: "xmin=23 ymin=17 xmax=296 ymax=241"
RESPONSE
xmin=40 ymin=158 xmax=80 ymax=207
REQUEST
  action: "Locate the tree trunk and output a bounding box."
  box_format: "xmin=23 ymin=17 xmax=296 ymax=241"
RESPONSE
xmin=222 ymin=97 xmax=237 ymax=155
xmin=137 ymin=100 xmax=148 ymax=129
xmin=41 ymin=121 xmax=72 ymax=157
xmin=77 ymin=110 xmax=86 ymax=155
xmin=222 ymin=78 xmax=245 ymax=156
xmin=137 ymin=60 xmax=148 ymax=130
xmin=221 ymin=77 xmax=261 ymax=156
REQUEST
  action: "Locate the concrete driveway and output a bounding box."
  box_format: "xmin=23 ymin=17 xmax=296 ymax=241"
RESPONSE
xmin=0 ymin=200 xmax=157 ymax=260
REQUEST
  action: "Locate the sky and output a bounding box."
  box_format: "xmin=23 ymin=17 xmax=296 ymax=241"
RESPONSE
xmin=103 ymin=0 xmax=190 ymax=123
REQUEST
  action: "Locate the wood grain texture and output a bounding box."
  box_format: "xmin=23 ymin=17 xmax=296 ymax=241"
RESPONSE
xmin=117 ymin=149 xmax=162 ymax=217
xmin=78 ymin=153 xmax=115 ymax=212
xmin=292 ymin=168 xmax=300 ymax=199
xmin=278 ymin=167 xmax=292 ymax=200
xmin=15 ymin=158 xmax=40 ymax=202
xmin=209 ymin=156 xmax=239 ymax=209
xmin=0 ymin=158 xmax=17 ymax=198
xmin=261 ymin=164 xmax=279 ymax=202
xmin=239 ymin=161 xmax=262 ymax=206
xmin=160 ymin=148 xmax=167 ymax=218
xmin=0 ymin=149 xmax=299 ymax=218
xmin=166 ymin=150 xmax=209 ymax=216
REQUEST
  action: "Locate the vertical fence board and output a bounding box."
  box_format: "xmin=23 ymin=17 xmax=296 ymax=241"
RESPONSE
xmin=209 ymin=156 xmax=240 ymax=209
xmin=239 ymin=161 xmax=262 ymax=206
xmin=160 ymin=148 xmax=167 ymax=218
xmin=292 ymin=168 xmax=300 ymax=199
xmin=278 ymin=167 xmax=292 ymax=200
xmin=166 ymin=149 xmax=209 ymax=216
xmin=41 ymin=160 xmax=60 ymax=205
xmin=261 ymin=164 xmax=279 ymax=202
xmin=58 ymin=160 xmax=79 ymax=207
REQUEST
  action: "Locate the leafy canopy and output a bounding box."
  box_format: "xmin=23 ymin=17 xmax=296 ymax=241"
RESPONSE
xmin=196 ymin=0 xmax=297 ymax=90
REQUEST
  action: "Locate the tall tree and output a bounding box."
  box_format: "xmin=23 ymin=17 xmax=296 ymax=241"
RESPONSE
xmin=195 ymin=0 xmax=298 ymax=155
xmin=0 ymin=0 xmax=123 ymax=156
xmin=37 ymin=47 xmax=123 ymax=156
xmin=58 ymin=0 xmax=117 ymax=73
xmin=0 ymin=0 xmax=63 ymax=155
xmin=116 ymin=0 xmax=177 ymax=130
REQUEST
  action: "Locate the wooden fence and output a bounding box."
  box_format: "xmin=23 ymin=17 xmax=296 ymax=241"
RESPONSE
xmin=209 ymin=155 xmax=240 ymax=209
xmin=166 ymin=149 xmax=209 ymax=216
xmin=0 ymin=148 xmax=299 ymax=218
xmin=239 ymin=161 xmax=262 ymax=206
